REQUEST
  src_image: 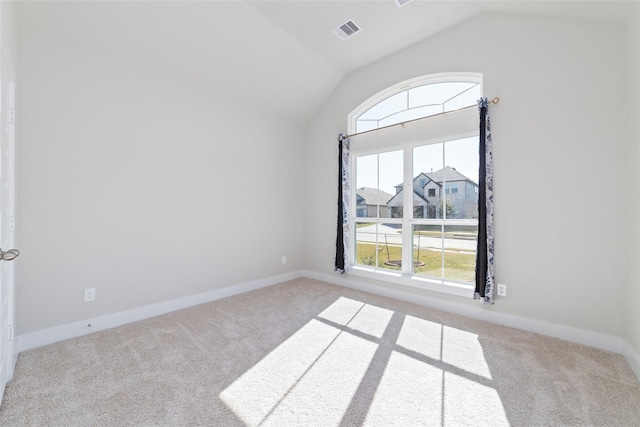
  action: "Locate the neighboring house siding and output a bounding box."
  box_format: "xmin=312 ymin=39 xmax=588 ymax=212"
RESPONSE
xmin=356 ymin=187 xmax=393 ymax=218
xmin=445 ymin=181 xmax=465 ymax=218
xmin=389 ymin=167 xmax=478 ymax=219
xmin=386 ymin=190 xmax=404 ymax=218
xmin=464 ymin=181 xmax=479 ymax=218
xmin=361 ymin=205 xmax=386 ymax=217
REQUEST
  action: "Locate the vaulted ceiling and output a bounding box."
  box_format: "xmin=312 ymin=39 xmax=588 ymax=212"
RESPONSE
xmin=18 ymin=1 xmax=636 ymax=126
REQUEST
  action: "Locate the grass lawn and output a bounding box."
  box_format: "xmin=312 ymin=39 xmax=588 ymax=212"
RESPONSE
xmin=413 ymin=230 xmax=478 ymax=240
xmin=356 ymin=223 xmax=374 ymax=228
xmin=355 ymin=243 xmax=475 ymax=282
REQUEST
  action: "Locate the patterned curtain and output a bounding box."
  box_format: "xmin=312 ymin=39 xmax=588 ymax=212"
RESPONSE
xmin=474 ymin=98 xmax=495 ymax=303
xmin=335 ymin=134 xmax=350 ymax=273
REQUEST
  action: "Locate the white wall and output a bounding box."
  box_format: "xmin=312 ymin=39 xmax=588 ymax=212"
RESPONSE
xmin=16 ymin=19 xmax=305 ymax=334
xmin=626 ymin=3 xmax=640 ymax=368
xmin=1 ymin=2 xmax=17 ymax=66
xmin=15 ymin=6 xmax=636 ymax=356
xmin=304 ymin=13 xmax=628 ymax=337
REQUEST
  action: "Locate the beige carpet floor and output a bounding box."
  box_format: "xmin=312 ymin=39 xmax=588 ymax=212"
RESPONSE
xmin=0 ymin=277 xmax=638 ymax=426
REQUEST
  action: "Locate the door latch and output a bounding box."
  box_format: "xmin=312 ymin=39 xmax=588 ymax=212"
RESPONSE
xmin=0 ymin=248 xmax=19 ymax=261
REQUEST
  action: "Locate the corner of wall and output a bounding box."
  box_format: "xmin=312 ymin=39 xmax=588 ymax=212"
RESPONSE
xmin=623 ymin=339 xmax=640 ymax=382
xmin=625 ymin=0 xmax=640 ymax=377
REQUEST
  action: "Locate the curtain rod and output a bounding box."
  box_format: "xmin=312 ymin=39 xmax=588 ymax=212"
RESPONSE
xmin=340 ymin=97 xmax=500 ymax=140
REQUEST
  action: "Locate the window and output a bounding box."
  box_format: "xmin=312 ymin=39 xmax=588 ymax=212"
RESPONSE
xmin=354 ymin=150 xmax=404 ymax=270
xmin=348 ymin=73 xmax=481 ymax=297
xmin=355 ymin=78 xmax=481 ymax=133
xmin=412 ymin=138 xmax=479 ymax=282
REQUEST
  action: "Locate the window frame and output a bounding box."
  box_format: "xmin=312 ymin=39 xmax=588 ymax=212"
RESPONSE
xmin=349 ymin=72 xmax=483 ymax=134
xmin=347 ymin=73 xmax=482 ymax=298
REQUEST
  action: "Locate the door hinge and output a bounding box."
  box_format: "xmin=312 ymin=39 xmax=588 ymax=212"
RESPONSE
xmin=8 ymin=109 xmax=15 ymax=124
xmin=8 ymin=325 xmax=13 ymax=340
xmin=9 ymin=217 xmax=14 ymax=232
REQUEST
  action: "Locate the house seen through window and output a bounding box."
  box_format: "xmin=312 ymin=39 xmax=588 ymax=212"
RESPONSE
xmin=350 ymin=74 xmax=481 ymax=294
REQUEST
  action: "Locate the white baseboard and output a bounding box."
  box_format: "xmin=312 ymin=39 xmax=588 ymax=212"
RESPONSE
xmin=623 ymin=339 xmax=640 ymax=381
xmin=10 ymin=342 xmax=18 ymax=381
xmin=17 ymin=270 xmax=303 ymax=353
xmin=303 ymin=269 xmax=624 ymax=355
xmin=15 ymin=268 xmax=636 ymax=382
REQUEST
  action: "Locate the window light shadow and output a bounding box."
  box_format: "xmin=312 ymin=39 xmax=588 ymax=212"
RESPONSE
xmin=219 ymin=296 xmax=508 ymax=426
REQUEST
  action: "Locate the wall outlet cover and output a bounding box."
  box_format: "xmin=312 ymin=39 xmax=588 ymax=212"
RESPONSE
xmin=497 ymin=284 xmax=507 ymax=297
xmin=84 ymin=288 xmax=96 ymax=302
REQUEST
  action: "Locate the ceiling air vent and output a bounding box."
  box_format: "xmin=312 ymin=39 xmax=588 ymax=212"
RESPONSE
xmin=394 ymin=0 xmax=413 ymax=8
xmin=333 ymin=20 xmax=361 ymax=41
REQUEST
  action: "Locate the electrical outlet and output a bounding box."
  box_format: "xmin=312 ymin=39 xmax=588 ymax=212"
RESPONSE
xmin=282 ymin=255 xmax=287 ymax=264
xmin=497 ymin=283 xmax=507 ymax=297
xmin=84 ymin=288 xmax=96 ymax=302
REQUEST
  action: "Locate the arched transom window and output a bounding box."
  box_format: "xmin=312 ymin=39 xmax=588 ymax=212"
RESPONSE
xmin=354 ymin=77 xmax=481 ymax=133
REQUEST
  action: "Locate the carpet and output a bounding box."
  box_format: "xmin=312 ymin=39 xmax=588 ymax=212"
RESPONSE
xmin=0 ymin=278 xmax=638 ymax=426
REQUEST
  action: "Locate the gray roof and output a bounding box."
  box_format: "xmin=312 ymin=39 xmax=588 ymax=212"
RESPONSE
xmin=387 ymin=190 xmax=430 ymax=207
xmin=356 ymin=187 xmax=394 ymax=206
xmin=394 ymin=167 xmax=477 ymax=190
xmin=426 ymin=166 xmax=476 ymax=184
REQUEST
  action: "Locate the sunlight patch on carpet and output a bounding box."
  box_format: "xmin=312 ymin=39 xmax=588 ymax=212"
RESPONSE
xmin=363 ymin=351 xmax=507 ymax=426
xmin=396 ymin=315 xmax=492 ymax=379
xmin=442 ymin=325 xmax=492 ymax=379
xmin=220 ymin=298 xmax=381 ymax=426
xmin=317 ymin=296 xmax=365 ymax=325
xmin=260 ymin=330 xmax=377 ymax=425
xmin=396 ymin=315 xmax=444 ymax=360
xmin=318 ymin=297 xmax=394 ymax=338
xmin=443 ymin=371 xmax=508 ymax=426
xmin=220 ymin=296 xmax=505 ymax=426
xmin=364 ymin=351 xmax=445 ymax=425
xmin=219 ymin=319 xmax=343 ymax=425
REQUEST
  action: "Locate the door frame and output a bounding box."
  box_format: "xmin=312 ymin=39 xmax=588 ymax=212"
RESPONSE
xmin=0 ymin=47 xmax=17 ymax=404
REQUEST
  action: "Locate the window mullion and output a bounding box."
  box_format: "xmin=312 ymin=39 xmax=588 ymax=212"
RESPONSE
xmin=375 ymin=223 xmax=380 ymax=269
xmin=376 ymin=154 xmax=380 ymax=219
xmin=441 ymin=142 xmax=446 ymax=280
xmin=350 ymin=156 xmax=357 ymax=267
xmin=402 ymin=147 xmax=413 ymax=275
xmin=376 ymin=155 xmax=380 ymax=268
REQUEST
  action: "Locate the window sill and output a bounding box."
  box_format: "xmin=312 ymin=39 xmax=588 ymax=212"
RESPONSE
xmin=348 ymin=265 xmax=475 ymax=299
